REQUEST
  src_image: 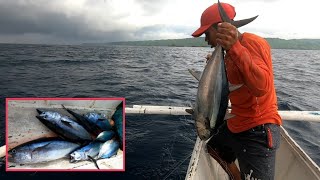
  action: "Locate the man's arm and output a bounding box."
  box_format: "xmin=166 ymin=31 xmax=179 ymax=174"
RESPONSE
xmin=227 ymin=40 xmax=271 ymax=97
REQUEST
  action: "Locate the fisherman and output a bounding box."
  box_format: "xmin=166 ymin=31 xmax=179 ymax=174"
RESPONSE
xmin=191 ymin=2 xmax=282 ymax=180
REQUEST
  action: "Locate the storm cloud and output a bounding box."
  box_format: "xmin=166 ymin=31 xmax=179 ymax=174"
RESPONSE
xmin=0 ymin=0 xmax=318 ymax=44
xmin=0 ymin=0 xmax=192 ymax=44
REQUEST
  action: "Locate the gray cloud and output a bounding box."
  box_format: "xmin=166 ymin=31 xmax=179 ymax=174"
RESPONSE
xmin=133 ymin=24 xmax=194 ymax=40
xmin=136 ymin=0 xmax=170 ymax=15
xmin=0 ymin=1 xmax=100 ymax=44
xmin=0 ymin=0 xmax=282 ymax=44
xmin=0 ymin=0 xmax=185 ymax=44
xmin=0 ymin=2 xmax=82 ymax=36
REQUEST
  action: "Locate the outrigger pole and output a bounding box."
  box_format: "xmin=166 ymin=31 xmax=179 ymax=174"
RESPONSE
xmin=125 ymin=105 xmax=320 ymax=122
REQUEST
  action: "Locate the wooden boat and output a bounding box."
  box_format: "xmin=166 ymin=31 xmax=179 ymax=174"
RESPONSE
xmin=4 ymin=98 xmax=124 ymax=171
xmin=185 ymin=127 xmax=320 ymax=180
xmin=125 ymin=105 xmax=320 ymax=180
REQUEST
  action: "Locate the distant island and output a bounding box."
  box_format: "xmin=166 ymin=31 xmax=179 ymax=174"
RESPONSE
xmin=84 ymin=37 xmax=320 ymax=50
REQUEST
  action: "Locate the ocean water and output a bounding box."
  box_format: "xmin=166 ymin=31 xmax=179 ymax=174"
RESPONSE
xmin=0 ymin=44 xmax=319 ymax=179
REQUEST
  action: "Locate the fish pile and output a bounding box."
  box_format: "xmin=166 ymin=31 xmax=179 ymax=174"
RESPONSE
xmin=8 ymin=103 xmax=123 ymax=169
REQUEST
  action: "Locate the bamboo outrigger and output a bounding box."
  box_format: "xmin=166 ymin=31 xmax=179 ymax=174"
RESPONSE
xmin=126 ymin=105 xmax=320 ymax=180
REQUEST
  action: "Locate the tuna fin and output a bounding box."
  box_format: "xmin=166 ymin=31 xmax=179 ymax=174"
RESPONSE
xmin=61 ymin=105 xmax=80 ymax=119
xmin=229 ymin=83 xmax=243 ymax=92
xmin=218 ymin=0 xmax=258 ymax=28
xmin=188 ymin=69 xmax=201 ymax=81
xmin=97 ymin=118 xmax=107 ymax=121
xmin=60 ymin=119 xmax=74 ymax=128
xmin=185 ymin=108 xmax=194 ymax=114
xmin=62 ymin=104 xmax=101 ymax=136
xmin=224 ymin=112 xmax=235 ymax=120
xmin=32 ymin=142 xmax=52 ymax=153
xmin=88 ymin=155 xmax=100 ymax=169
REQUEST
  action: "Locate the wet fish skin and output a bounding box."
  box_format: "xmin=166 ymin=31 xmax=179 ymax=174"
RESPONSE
xmin=70 ymin=131 xmax=115 ymax=163
xmin=36 ymin=110 xmax=93 ymax=142
xmin=61 ymin=105 xmax=101 ymax=136
xmin=97 ymin=139 xmax=119 ymax=159
xmin=193 ymin=45 xmax=225 ymax=140
xmin=84 ymin=112 xmax=113 ymax=131
xmin=8 ymin=139 xmax=80 ymax=164
xmin=95 ymin=131 xmax=115 ymax=142
xmin=70 ymin=141 xmax=103 ymax=163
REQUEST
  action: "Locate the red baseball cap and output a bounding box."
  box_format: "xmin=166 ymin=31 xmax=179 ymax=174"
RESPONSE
xmin=192 ymin=3 xmax=236 ymax=37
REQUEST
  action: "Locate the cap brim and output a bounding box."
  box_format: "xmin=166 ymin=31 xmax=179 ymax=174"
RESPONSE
xmin=192 ymin=24 xmax=211 ymax=37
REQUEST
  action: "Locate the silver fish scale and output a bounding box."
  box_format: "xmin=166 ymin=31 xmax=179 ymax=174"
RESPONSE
xmin=194 ymin=45 xmax=225 ymax=140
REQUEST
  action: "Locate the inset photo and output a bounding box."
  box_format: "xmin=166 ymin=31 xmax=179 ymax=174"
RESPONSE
xmin=6 ymin=98 xmax=125 ymax=172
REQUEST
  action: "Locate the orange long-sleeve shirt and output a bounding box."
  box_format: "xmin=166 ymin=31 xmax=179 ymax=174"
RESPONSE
xmin=225 ymin=32 xmax=282 ymax=133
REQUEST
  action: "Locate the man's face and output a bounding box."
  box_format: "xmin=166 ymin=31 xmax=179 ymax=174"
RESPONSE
xmin=204 ymin=25 xmax=218 ymax=48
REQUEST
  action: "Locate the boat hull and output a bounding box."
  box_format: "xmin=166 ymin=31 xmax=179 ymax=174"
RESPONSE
xmin=186 ymin=126 xmax=320 ymax=180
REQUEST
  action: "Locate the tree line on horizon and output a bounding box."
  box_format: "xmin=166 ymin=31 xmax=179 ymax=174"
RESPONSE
xmin=87 ymin=37 xmax=320 ymax=50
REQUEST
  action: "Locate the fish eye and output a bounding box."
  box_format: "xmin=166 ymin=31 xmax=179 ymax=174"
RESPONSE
xmin=10 ymin=149 xmax=16 ymax=154
xmin=71 ymin=153 xmax=81 ymax=160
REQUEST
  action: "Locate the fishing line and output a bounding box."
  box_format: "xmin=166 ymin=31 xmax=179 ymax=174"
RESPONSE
xmin=163 ymin=152 xmax=193 ymax=180
xmin=178 ymin=116 xmax=196 ymax=143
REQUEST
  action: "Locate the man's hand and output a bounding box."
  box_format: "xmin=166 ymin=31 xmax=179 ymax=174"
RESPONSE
xmin=206 ymin=53 xmax=212 ymax=63
xmin=216 ymin=22 xmax=238 ymax=51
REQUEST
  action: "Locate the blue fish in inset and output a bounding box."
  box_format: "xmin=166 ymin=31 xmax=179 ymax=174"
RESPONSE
xmin=84 ymin=112 xmax=113 ymax=131
xmin=61 ymin=105 xmax=101 ymax=136
xmin=97 ymin=139 xmax=119 ymax=159
xmin=36 ymin=110 xmax=92 ymax=142
xmin=9 ymin=138 xmax=80 ymax=164
xmin=70 ymin=131 xmax=115 ymax=163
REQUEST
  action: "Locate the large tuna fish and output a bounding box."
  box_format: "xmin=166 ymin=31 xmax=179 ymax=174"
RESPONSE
xmin=70 ymin=131 xmax=115 ymax=163
xmin=8 ymin=138 xmax=80 ymax=164
xmin=187 ymin=0 xmax=258 ymax=140
xmin=61 ymin=105 xmax=102 ymax=136
xmin=36 ymin=109 xmax=93 ymax=142
xmin=61 ymin=105 xmax=114 ymax=136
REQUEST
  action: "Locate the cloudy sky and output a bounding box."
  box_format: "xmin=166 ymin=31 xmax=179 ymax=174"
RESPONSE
xmin=0 ymin=0 xmax=319 ymax=44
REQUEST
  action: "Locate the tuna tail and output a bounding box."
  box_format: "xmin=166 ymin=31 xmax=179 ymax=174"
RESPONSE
xmin=218 ymin=0 xmax=258 ymax=28
xmin=87 ymin=155 xmax=100 ymax=169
